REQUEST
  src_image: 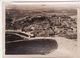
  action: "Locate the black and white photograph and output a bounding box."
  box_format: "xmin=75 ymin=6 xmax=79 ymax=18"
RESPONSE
xmin=5 ymin=2 xmax=77 ymax=57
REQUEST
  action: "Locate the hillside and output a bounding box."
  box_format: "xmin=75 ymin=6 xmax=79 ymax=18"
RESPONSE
xmin=6 ymin=8 xmax=77 ymax=39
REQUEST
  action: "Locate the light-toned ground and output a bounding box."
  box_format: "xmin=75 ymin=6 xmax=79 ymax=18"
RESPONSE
xmin=47 ymin=37 xmax=77 ymax=57
xmin=29 ymin=37 xmax=77 ymax=57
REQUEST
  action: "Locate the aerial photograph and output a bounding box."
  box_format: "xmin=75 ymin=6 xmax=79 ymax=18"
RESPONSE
xmin=5 ymin=3 xmax=77 ymax=57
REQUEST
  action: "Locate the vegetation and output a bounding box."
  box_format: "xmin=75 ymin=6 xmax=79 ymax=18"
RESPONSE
xmin=6 ymin=8 xmax=77 ymax=39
